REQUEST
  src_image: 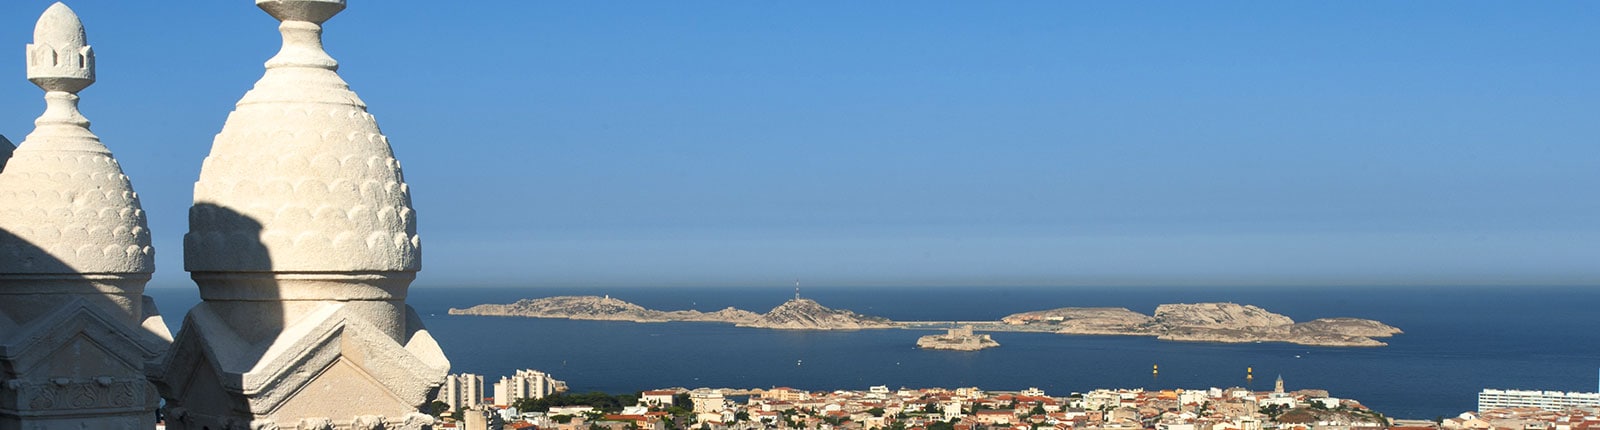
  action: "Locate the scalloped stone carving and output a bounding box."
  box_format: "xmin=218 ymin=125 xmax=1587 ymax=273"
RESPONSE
xmin=185 ymin=7 xmax=419 ymax=273
xmin=0 ymin=2 xmax=152 ymax=275
xmin=159 ymin=1 xmax=447 ymax=429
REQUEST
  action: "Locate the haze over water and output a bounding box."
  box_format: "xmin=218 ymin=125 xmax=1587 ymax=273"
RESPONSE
xmin=150 ymin=285 xmax=1600 ymax=420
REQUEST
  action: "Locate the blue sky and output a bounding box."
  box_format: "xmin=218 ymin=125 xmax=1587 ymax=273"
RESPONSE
xmin=1 ymin=1 xmax=1596 ymax=289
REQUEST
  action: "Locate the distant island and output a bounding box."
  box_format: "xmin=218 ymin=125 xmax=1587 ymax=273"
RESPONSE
xmin=448 ymin=295 xmax=894 ymax=330
xmin=995 ymin=303 xmax=1404 ymax=347
xmin=449 ymin=296 xmax=1401 ymax=347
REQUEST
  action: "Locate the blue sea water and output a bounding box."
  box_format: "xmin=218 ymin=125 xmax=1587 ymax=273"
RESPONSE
xmin=146 ymin=285 xmax=1600 ymax=420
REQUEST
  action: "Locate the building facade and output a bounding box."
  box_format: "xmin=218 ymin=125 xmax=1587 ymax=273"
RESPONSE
xmin=1479 ymin=389 xmax=1600 ymax=412
xmin=493 ymin=369 xmax=566 ymax=404
xmin=439 ymin=373 xmax=486 ymax=412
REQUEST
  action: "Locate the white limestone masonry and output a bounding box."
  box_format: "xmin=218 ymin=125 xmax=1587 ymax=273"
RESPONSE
xmin=155 ymin=1 xmax=449 ymax=429
xmin=0 ymin=3 xmax=172 ymax=429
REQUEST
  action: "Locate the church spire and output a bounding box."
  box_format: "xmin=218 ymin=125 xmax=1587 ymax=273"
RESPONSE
xmin=1 ymin=0 xmax=151 ymax=277
xmin=0 ymin=3 xmax=169 ymax=429
xmin=159 ymin=1 xmax=446 ymax=428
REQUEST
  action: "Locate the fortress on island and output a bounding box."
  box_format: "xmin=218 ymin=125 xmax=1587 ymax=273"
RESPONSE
xmin=0 ymin=1 xmax=445 ymax=429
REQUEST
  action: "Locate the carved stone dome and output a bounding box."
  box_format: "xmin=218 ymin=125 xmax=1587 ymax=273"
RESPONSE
xmin=0 ymin=138 xmax=153 ymax=275
xmin=0 ymin=2 xmax=152 ymax=275
xmin=185 ymin=0 xmax=419 ymax=273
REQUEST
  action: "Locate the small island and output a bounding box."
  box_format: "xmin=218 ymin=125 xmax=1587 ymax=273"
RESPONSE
xmin=916 ymin=326 xmax=999 ymax=351
xmin=451 ymin=296 xmax=1401 ymax=347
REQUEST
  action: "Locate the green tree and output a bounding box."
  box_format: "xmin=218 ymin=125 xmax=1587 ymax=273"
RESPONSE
xmin=867 ymin=407 xmax=885 ymax=418
xmin=1030 ymin=404 xmax=1047 ymax=416
xmin=426 ymin=400 xmax=450 ymax=418
xmin=667 ymin=406 xmax=692 ymax=418
xmin=736 ymin=411 xmax=750 ymax=422
xmin=515 ymin=392 xmax=639 ymax=414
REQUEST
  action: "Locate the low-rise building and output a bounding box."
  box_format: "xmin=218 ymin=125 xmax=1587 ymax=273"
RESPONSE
xmin=642 ymin=389 xmax=678 ymax=408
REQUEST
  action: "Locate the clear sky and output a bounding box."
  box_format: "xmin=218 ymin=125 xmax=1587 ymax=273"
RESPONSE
xmin=1 ymin=1 xmax=1596 ymax=289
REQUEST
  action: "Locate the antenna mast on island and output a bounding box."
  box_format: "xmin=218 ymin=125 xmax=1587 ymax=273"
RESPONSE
xmin=794 ymin=279 xmax=801 ymax=300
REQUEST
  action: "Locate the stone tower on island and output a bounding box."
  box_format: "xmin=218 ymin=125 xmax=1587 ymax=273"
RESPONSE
xmin=0 ymin=3 xmax=172 ymax=428
xmin=153 ymin=0 xmax=449 ymax=429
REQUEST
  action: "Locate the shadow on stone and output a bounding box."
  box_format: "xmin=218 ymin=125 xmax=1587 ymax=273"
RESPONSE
xmin=0 ymin=134 xmax=13 ymax=172
xmin=0 ymin=226 xmax=169 ymax=429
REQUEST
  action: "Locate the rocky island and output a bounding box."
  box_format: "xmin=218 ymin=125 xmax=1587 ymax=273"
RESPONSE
xmin=916 ymin=326 xmax=1000 ymax=351
xmin=452 ymin=296 xmax=1400 ymax=347
xmin=999 ymin=302 xmax=1402 ymax=347
xmin=740 ymin=297 xmax=895 ymax=330
xmin=448 ymin=295 xmax=893 ymax=330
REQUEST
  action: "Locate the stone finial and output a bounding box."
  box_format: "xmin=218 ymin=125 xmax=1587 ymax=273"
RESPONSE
xmin=257 ymin=0 xmax=344 ymax=71
xmin=0 ymin=2 xmax=153 ymax=275
xmin=27 ymin=2 xmax=94 ymax=93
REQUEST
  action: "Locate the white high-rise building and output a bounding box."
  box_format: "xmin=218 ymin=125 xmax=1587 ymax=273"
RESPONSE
xmin=1478 ymin=389 xmax=1600 ymax=412
xmin=492 ymin=369 xmax=566 ymax=404
xmin=438 ymin=373 xmax=485 ymax=412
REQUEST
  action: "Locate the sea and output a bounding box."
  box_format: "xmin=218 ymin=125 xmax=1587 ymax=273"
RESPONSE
xmin=145 ymin=285 xmax=1600 ymax=420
